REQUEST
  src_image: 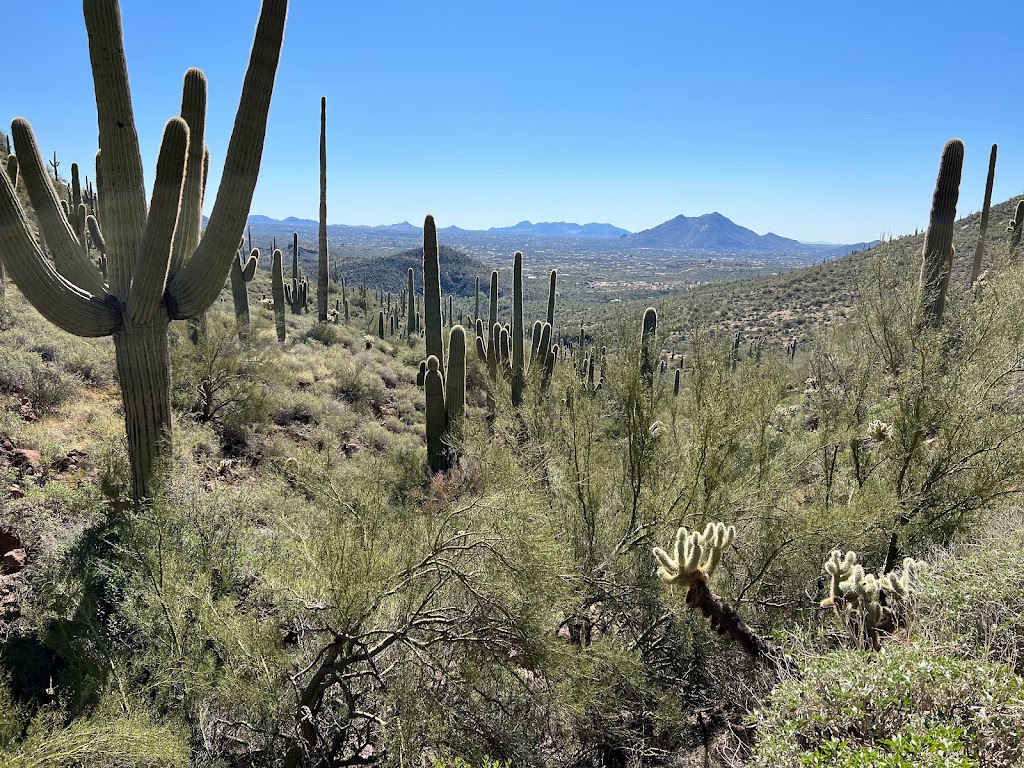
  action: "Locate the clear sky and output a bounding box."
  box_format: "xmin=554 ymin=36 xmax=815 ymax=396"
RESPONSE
xmin=4 ymin=1 xmax=1020 ymax=243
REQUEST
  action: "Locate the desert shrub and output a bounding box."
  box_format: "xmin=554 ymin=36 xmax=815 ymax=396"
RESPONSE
xmin=0 ymin=346 xmax=82 ymax=414
xmin=912 ymin=514 xmax=1024 ymax=673
xmin=751 ymin=647 xmax=1024 ymax=767
xmin=169 ymin=313 xmax=276 ymax=433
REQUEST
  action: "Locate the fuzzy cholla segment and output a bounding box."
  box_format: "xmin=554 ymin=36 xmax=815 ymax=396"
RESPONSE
xmin=822 ymin=550 xmax=926 ymax=649
xmin=653 ymin=522 xmax=736 ymax=585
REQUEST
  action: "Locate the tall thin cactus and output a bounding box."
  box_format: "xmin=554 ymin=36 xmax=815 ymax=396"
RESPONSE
xmin=919 ymin=139 xmax=964 ymax=325
xmin=641 ymin=307 xmax=658 ymax=387
xmin=424 ymin=355 xmax=447 ymax=473
xmin=317 ymin=96 xmax=329 ymax=322
xmin=969 ymin=144 xmax=997 ymax=286
xmin=271 ymin=248 xmax=287 ymax=342
xmin=511 ymin=251 xmax=525 ymax=406
xmin=0 ymin=0 xmax=286 ymax=506
xmin=406 ymin=267 xmax=415 ymax=340
xmin=446 ymin=325 xmax=466 ymax=441
xmin=423 ymin=215 xmax=444 ymax=364
xmin=546 ymin=269 xmax=556 ymax=326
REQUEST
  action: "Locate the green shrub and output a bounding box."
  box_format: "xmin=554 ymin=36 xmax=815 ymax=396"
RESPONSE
xmin=752 ymin=646 xmax=1024 ymax=767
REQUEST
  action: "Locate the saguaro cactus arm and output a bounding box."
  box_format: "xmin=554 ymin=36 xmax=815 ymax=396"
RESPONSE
xmin=169 ymin=68 xmax=208 ymax=276
xmin=10 ymin=120 xmax=107 ymax=295
xmin=0 ymin=167 xmax=118 ymax=336
xmin=165 ymin=0 xmax=288 ymax=318
xmin=129 ymin=118 xmax=189 ymax=325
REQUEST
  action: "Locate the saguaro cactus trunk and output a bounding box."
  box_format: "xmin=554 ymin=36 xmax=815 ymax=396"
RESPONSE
xmin=317 ymin=95 xmax=329 ymax=322
xmin=969 ymin=144 xmax=997 ymax=286
xmin=919 ymin=139 xmax=964 ymax=325
xmin=0 ymin=0 xmax=287 ymax=506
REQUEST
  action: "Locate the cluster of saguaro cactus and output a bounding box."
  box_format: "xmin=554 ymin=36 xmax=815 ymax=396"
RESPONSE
xmin=654 ymin=523 xmax=792 ymax=673
xmin=423 ymin=325 xmax=468 ymax=472
xmin=284 ymin=233 xmax=309 ymax=315
xmin=475 ymin=271 xmax=500 ymax=380
xmin=820 ymin=550 xmax=925 ymax=650
xmin=0 ymin=0 xmax=286 ymax=505
xmin=229 ymin=242 xmax=259 ymax=340
xmin=579 ymin=346 xmax=604 ymax=392
xmin=919 ymin=139 xmax=964 ymax=325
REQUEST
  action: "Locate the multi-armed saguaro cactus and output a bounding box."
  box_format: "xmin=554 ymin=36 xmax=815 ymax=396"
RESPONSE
xmin=317 ymin=96 xmax=329 ymax=322
xmin=0 ymin=0 xmax=286 ymax=506
xmin=654 ymin=523 xmax=792 ymax=673
xmin=286 ymin=232 xmax=309 ymax=314
xmin=229 ymin=242 xmax=259 ymax=340
xmin=475 ymin=270 xmax=500 ymax=381
xmin=969 ymin=144 xmax=997 ymax=286
xmin=821 ymin=550 xmax=925 ymax=651
xmin=919 ymin=138 xmax=964 ymax=325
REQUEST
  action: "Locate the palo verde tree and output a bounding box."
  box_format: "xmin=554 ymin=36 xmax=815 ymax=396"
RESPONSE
xmin=0 ymin=0 xmax=287 ymax=506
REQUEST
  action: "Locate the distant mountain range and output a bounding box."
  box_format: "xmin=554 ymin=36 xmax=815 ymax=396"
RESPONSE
xmin=244 ymin=212 xmax=874 ymax=257
xmin=246 ymin=215 xmax=629 ymax=239
xmin=624 ymin=212 xmax=875 ymax=257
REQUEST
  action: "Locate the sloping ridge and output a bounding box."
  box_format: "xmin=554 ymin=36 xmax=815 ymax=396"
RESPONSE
xmin=669 ymin=194 xmax=1024 ymax=343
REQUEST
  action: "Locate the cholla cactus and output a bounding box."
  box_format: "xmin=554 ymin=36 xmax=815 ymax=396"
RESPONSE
xmin=865 ymin=419 xmax=894 ymax=446
xmin=654 ymin=522 xmax=736 ymax=586
xmin=821 ymin=550 xmax=925 ymax=650
xmin=654 ymin=523 xmax=791 ymax=673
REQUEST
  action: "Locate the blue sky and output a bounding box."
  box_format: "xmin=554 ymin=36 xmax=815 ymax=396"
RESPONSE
xmin=4 ymin=1 xmax=1020 ymax=243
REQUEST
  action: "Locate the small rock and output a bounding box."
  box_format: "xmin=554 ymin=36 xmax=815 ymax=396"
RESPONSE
xmin=11 ymin=449 xmax=42 ymax=470
xmin=0 ymin=529 xmax=21 ymax=554
xmin=2 ymin=549 xmax=26 ymax=571
xmin=8 ymin=486 xmax=24 ymax=499
xmin=16 ymin=398 xmax=37 ymax=422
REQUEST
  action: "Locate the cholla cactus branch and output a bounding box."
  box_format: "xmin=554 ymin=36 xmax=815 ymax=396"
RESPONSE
xmin=654 ymin=523 xmax=792 ymax=674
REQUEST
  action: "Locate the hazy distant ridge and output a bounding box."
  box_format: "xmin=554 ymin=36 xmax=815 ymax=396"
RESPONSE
xmin=246 ymin=216 xmax=630 ymax=238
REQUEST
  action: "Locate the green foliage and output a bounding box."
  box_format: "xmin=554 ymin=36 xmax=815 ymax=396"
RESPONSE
xmin=752 ymin=647 xmax=1024 ymax=767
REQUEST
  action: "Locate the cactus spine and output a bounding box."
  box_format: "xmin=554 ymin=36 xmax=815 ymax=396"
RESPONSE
xmin=317 ymin=95 xmax=329 ymax=322
xmin=0 ymin=0 xmax=285 ymax=506
xmin=919 ymin=139 xmax=964 ymax=325
xmin=969 ymin=144 xmax=997 ymax=286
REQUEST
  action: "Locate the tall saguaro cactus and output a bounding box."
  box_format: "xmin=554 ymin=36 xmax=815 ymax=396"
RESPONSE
xmin=919 ymin=138 xmax=964 ymax=325
xmin=0 ymin=0 xmax=287 ymax=506
xmin=969 ymin=144 xmax=997 ymax=286
xmin=423 ymin=215 xmax=443 ymax=364
xmin=511 ymin=251 xmax=525 ymax=406
xmin=317 ymin=95 xmax=329 ymax=322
